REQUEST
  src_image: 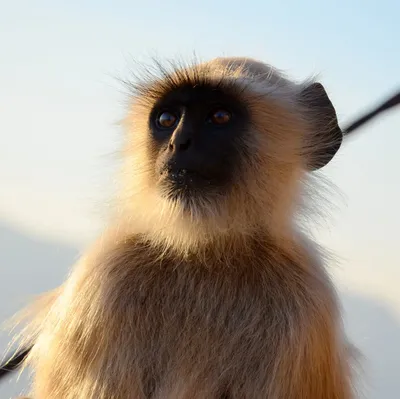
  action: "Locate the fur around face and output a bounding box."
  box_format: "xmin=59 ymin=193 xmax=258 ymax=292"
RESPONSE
xmin=13 ymin=57 xmax=353 ymax=398
xmin=119 ymin=56 xmax=335 ymax=255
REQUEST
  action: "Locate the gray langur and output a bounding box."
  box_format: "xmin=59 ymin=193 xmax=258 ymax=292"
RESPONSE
xmin=11 ymin=56 xmax=357 ymax=398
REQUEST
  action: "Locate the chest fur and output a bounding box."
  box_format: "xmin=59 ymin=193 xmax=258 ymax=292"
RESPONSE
xmin=92 ymin=239 xmax=330 ymax=351
xmin=34 ymin=238 xmax=340 ymax=398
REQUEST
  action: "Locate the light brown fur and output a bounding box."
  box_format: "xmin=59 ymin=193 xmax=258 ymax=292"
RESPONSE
xmin=14 ymin=56 xmax=354 ymax=398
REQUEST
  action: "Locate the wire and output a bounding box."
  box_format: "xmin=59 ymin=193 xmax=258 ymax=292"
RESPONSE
xmin=0 ymin=346 xmax=32 ymax=380
xmin=344 ymin=89 xmax=400 ymax=135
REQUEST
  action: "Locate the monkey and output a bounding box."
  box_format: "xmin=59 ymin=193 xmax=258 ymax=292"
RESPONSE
xmin=10 ymin=56 xmax=357 ymax=398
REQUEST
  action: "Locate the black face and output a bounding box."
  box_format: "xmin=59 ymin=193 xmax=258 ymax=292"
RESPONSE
xmin=149 ymin=85 xmax=250 ymax=204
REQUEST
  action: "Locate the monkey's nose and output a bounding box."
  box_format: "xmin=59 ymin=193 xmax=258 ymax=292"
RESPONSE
xmin=168 ymin=131 xmax=192 ymax=152
xmin=168 ymin=137 xmax=192 ymax=152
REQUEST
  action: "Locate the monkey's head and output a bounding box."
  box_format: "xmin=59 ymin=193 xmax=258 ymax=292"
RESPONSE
xmin=121 ymin=57 xmax=342 ymax=252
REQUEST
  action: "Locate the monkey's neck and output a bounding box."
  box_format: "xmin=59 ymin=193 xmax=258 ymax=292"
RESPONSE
xmin=120 ymin=226 xmax=304 ymax=268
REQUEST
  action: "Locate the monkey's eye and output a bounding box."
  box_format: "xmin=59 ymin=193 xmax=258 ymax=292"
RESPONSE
xmin=208 ymin=109 xmax=232 ymax=125
xmin=157 ymin=111 xmax=178 ymax=129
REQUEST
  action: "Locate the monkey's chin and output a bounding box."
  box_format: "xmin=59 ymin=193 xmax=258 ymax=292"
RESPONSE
xmin=162 ymin=185 xmax=212 ymax=212
xmin=158 ymin=171 xmax=216 ymax=216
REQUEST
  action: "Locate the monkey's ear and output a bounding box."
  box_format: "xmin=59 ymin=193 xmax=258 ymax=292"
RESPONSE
xmin=299 ymin=82 xmax=343 ymax=171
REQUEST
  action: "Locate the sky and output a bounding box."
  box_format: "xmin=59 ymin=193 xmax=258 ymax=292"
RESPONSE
xmin=0 ymin=1 xmax=399 ymax=313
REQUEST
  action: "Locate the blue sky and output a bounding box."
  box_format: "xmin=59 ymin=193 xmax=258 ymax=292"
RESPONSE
xmin=1 ymin=1 xmax=399 ymax=310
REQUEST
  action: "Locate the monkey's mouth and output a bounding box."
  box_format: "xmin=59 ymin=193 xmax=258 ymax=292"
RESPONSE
xmin=167 ymin=168 xmax=211 ymax=185
xmin=159 ymin=167 xmax=214 ymax=202
xmin=162 ymin=168 xmax=212 ymax=187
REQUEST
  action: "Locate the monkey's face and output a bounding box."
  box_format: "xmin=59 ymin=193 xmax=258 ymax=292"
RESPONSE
xmin=123 ymin=57 xmax=342 ymax=246
xmin=148 ymin=84 xmax=250 ymax=208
